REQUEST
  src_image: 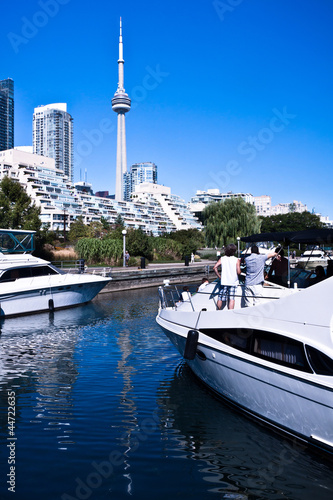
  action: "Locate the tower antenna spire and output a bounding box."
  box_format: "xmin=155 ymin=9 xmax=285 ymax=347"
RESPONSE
xmin=118 ymin=17 xmax=124 ymax=89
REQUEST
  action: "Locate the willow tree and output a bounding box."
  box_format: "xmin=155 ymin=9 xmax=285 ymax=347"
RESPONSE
xmin=203 ymin=197 xmax=261 ymax=248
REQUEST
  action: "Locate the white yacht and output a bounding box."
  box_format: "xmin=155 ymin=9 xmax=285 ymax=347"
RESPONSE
xmin=0 ymin=230 xmax=110 ymax=318
xmin=297 ymin=247 xmax=328 ymax=269
xmin=156 ymin=229 xmax=333 ymax=455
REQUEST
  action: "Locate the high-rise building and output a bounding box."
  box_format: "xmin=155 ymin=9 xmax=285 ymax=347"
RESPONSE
xmin=124 ymin=162 xmax=157 ymax=200
xmin=0 ymin=78 xmax=14 ymax=151
xmin=112 ymin=18 xmax=131 ymax=201
xmin=33 ymin=103 xmax=74 ymax=181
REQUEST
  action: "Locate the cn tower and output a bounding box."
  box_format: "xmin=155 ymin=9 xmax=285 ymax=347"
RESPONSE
xmin=112 ymin=18 xmax=131 ymax=201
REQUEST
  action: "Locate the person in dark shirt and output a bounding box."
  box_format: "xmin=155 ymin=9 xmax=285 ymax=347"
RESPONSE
xmin=267 ymin=247 xmax=289 ymax=287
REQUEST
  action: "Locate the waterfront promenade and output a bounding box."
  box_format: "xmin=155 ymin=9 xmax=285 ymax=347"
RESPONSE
xmin=88 ymin=260 xmax=216 ymax=292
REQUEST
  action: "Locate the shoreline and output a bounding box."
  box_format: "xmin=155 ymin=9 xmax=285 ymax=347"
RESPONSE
xmin=93 ymin=260 xmax=216 ymax=292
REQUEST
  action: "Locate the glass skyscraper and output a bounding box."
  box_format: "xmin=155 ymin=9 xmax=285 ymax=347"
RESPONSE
xmin=0 ymin=78 xmax=14 ymax=151
xmin=124 ymin=162 xmax=158 ymax=201
xmin=33 ymin=103 xmax=74 ymax=181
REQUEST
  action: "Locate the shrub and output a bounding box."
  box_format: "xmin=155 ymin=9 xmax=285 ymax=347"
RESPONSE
xmin=152 ymin=237 xmax=183 ymax=260
xmin=75 ymin=238 xmax=122 ymax=264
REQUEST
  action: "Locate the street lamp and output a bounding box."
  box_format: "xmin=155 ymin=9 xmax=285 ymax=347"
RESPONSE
xmin=122 ymin=229 xmax=127 ymax=267
xmin=237 ymin=236 xmax=240 ymax=257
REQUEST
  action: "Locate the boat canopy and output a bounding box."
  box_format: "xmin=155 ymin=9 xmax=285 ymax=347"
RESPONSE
xmin=241 ymin=228 xmax=333 ymax=245
xmin=0 ymin=229 xmax=35 ymax=253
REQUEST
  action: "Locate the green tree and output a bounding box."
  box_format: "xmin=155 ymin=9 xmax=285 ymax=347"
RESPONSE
xmin=151 ymin=237 xmax=183 ymax=260
xmin=203 ymin=197 xmax=261 ymax=247
xmin=260 ymin=211 xmax=324 ymax=233
xmin=167 ymin=229 xmax=205 ymax=258
xmin=87 ymin=221 xmax=104 ymax=238
xmin=100 ymin=216 xmax=110 ymax=231
xmin=114 ymin=214 xmax=124 ymax=227
xmin=0 ymin=176 xmax=41 ymax=231
xmin=68 ymin=216 xmax=89 ymax=242
xmin=126 ymin=228 xmax=152 ymax=259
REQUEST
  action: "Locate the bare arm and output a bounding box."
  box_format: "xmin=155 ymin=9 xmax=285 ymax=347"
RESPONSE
xmin=236 ymin=258 xmax=241 ymax=275
xmin=213 ymin=258 xmax=221 ymax=279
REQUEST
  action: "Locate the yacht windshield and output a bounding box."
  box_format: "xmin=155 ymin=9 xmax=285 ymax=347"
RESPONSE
xmin=0 ymin=265 xmax=61 ymax=282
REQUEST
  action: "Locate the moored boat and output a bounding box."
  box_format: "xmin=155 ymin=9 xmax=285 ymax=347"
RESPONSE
xmin=297 ymin=247 xmax=328 ymax=269
xmin=156 ymin=229 xmax=333 ymax=455
xmin=0 ymin=229 xmax=110 ymax=317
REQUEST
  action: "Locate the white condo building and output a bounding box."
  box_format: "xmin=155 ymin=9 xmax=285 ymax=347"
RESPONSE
xmin=270 ymin=200 xmax=308 ymax=215
xmin=0 ymin=149 xmax=201 ymax=235
xmin=189 ymin=190 xmax=255 ymax=219
xmin=189 ymin=189 xmax=308 ymax=219
xmin=33 ymin=103 xmax=74 ymax=182
xmin=133 ymin=183 xmax=201 ymax=231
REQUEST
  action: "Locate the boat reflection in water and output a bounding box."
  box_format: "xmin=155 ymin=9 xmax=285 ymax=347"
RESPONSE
xmin=156 ymin=362 xmax=333 ymax=499
xmin=0 ymin=300 xmax=110 ymax=451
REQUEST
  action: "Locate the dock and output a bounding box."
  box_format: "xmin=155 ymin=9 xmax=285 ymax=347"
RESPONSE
xmin=89 ymin=261 xmax=216 ymax=292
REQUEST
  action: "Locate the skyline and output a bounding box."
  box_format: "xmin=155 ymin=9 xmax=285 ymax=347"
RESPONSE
xmin=2 ymin=0 xmax=333 ymax=218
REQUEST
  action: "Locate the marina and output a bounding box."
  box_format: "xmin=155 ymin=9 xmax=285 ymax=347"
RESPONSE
xmin=2 ymin=2 xmax=333 ymax=497
xmin=0 ymin=287 xmax=333 ymax=500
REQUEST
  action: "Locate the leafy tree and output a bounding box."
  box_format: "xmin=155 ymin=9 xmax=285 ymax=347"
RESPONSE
xmin=151 ymin=237 xmax=183 ymax=260
xmin=126 ymin=228 xmax=152 ymax=259
xmin=114 ymin=214 xmax=124 ymax=227
xmin=87 ymin=221 xmax=104 ymax=238
xmin=0 ymin=176 xmax=41 ymax=231
xmin=68 ymin=216 xmax=89 ymax=242
xmin=203 ymin=198 xmax=261 ymax=247
xmin=104 ymin=225 xmax=126 ymax=240
xmin=100 ymin=216 xmax=110 ymax=231
xmin=260 ymin=211 xmax=324 ymax=233
xmin=167 ymin=228 xmax=205 ymax=258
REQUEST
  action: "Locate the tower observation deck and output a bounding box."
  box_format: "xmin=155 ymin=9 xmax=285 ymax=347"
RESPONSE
xmin=112 ymin=18 xmax=131 ymax=201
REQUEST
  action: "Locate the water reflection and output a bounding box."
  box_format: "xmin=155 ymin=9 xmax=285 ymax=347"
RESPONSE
xmin=0 ymin=300 xmax=111 ymax=451
xmin=1 ymin=288 xmax=332 ymax=500
xmin=156 ymin=362 xmax=333 ymax=500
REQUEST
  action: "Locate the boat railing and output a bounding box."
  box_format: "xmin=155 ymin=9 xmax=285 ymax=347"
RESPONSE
xmin=158 ymin=281 xmax=291 ymax=311
xmin=158 ymin=284 xmax=186 ymax=309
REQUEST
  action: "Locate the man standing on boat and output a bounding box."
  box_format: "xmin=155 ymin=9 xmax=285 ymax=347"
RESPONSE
xmin=244 ymin=245 xmax=277 ymax=306
xmin=213 ymin=244 xmax=241 ymax=310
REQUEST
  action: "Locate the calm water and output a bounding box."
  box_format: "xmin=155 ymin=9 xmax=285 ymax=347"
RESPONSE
xmin=0 ymin=288 xmax=332 ymax=500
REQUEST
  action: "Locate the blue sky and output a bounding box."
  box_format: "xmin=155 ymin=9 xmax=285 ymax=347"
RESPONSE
xmin=2 ymin=0 xmax=333 ymax=218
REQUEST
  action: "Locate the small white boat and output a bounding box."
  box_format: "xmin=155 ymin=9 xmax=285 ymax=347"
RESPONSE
xmin=156 ymin=229 xmax=333 ymax=455
xmin=297 ymin=247 xmax=328 ymax=269
xmin=0 ymin=230 xmax=110 ymax=317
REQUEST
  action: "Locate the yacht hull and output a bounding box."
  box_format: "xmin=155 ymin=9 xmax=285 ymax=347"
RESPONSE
xmin=297 ymin=258 xmax=328 ymax=270
xmin=158 ymin=320 xmax=333 ymax=454
xmin=0 ymin=274 xmax=110 ymax=317
xmin=156 ymin=279 xmax=333 ymax=455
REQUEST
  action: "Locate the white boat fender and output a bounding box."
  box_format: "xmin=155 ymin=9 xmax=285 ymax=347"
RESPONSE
xmin=184 ymin=330 xmax=199 ymax=360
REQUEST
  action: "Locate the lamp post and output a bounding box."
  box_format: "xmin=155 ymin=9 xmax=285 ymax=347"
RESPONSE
xmin=237 ymin=236 xmax=240 ymax=257
xmin=122 ymin=229 xmax=127 ymax=267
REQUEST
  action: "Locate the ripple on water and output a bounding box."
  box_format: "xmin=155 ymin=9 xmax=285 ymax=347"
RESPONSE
xmin=0 ymin=288 xmax=332 ymax=500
